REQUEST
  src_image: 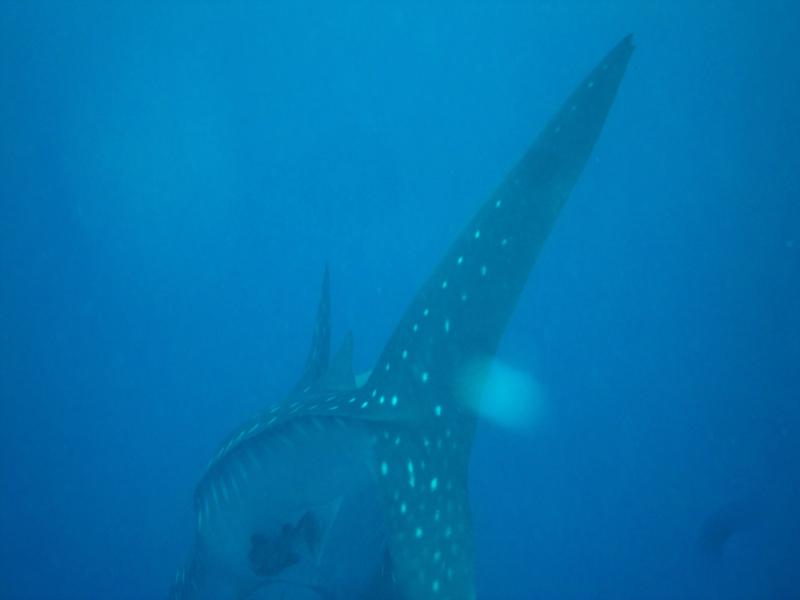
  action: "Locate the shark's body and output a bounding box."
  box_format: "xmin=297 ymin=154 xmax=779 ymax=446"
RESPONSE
xmin=170 ymin=36 xmax=633 ymax=600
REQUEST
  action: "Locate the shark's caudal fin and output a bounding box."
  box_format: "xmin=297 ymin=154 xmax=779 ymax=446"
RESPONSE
xmin=358 ymin=35 xmax=634 ymax=599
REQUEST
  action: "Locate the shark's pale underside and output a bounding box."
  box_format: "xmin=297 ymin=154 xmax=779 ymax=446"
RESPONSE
xmin=170 ymin=35 xmax=633 ymax=600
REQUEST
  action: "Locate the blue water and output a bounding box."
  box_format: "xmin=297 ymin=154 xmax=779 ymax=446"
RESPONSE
xmin=2 ymin=3 xmax=798 ymax=598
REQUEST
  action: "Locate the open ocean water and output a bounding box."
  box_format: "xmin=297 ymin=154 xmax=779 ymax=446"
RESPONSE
xmin=1 ymin=2 xmax=798 ymax=599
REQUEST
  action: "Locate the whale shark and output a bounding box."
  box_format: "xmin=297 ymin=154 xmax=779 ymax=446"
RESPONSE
xmin=170 ymin=35 xmax=634 ymax=600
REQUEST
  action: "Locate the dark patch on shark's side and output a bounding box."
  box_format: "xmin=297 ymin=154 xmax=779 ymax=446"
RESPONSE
xmin=248 ymin=512 xmax=321 ymax=576
xmin=249 ymin=530 xmax=300 ymax=577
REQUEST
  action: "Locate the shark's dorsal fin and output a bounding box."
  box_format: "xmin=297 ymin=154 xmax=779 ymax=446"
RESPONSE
xmin=357 ymin=35 xmax=634 ymax=599
xmin=293 ymin=266 xmax=331 ymax=394
xmin=321 ymin=331 xmax=356 ymax=391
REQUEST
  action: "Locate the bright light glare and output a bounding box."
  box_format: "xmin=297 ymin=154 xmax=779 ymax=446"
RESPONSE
xmin=457 ymin=359 xmax=546 ymax=430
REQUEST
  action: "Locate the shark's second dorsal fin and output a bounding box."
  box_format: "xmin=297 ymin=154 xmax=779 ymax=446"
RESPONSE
xmin=292 ymin=266 xmax=331 ymax=395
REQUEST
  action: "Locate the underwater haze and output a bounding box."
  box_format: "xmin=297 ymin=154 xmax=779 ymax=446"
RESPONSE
xmin=1 ymin=2 xmax=798 ymax=599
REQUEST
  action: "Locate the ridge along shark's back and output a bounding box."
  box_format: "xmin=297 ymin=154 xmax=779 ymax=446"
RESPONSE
xmin=170 ymin=35 xmax=633 ymax=600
